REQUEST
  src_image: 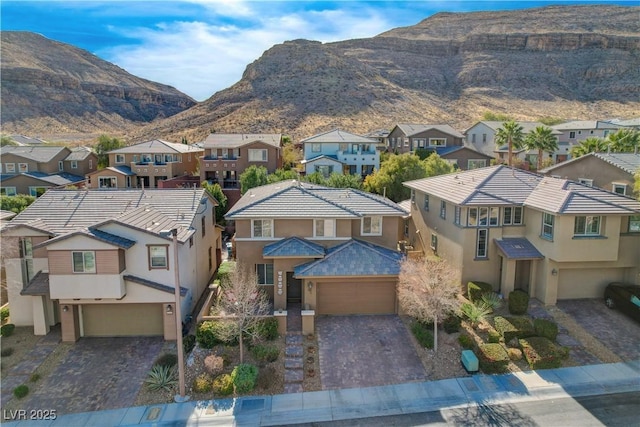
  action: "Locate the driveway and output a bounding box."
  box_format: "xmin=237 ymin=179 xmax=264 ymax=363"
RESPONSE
xmin=557 ymin=299 xmax=640 ymax=361
xmin=17 ymin=336 xmax=164 ymax=415
xmin=316 ymin=315 xmax=426 ymax=390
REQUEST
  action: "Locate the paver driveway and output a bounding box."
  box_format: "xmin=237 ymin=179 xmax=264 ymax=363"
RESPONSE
xmin=17 ymin=336 xmax=164 ymax=415
xmin=557 ymin=299 xmax=640 ymax=361
xmin=316 ymin=315 xmax=426 ymax=390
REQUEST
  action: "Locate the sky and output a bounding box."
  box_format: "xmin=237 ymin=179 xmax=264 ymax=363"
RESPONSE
xmin=2 ymin=0 xmax=636 ymax=101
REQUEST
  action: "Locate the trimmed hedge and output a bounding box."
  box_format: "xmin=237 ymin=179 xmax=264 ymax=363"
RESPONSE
xmin=519 ymin=337 xmax=568 ymax=369
xmin=534 ymin=319 xmax=559 ymax=342
xmin=494 ymin=316 xmax=535 ymax=342
xmin=1 ymin=323 xmax=15 ymax=337
xmin=467 ymin=281 xmax=494 ymax=302
xmin=193 ymin=373 xmax=213 ymax=393
xmin=250 ymin=344 xmax=279 ymax=364
xmin=477 ymin=343 xmax=510 ymax=374
xmin=487 ymin=328 xmax=502 ymax=343
xmin=212 ymin=374 xmax=234 ymax=396
xmin=196 ymin=320 xmax=239 ymax=348
xmin=411 ymin=321 xmax=434 ymax=349
xmin=252 ymin=318 xmax=279 ymax=341
xmin=231 ymin=364 xmax=258 ymax=394
xmin=508 ymin=290 xmax=530 ymax=315
xmin=13 ymin=385 xmax=29 ymax=399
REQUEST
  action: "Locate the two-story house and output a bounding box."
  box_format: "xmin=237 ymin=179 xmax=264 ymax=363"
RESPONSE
xmin=225 ymin=180 xmax=407 ymax=331
xmin=300 ymin=129 xmax=379 ymax=178
xmin=86 ymin=139 xmax=203 ymax=190
xmin=551 ymin=120 xmax=629 ymax=145
xmin=540 ymin=153 xmax=640 ymax=197
xmin=404 ymin=165 xmax=640 ymax=306
xmin=199 ymin=133 xmax=283 ymax=206
xmin=0 ymin=146 xmax=96 ymax=196
xmin=1 ymin=188 xmax=221 ymax=341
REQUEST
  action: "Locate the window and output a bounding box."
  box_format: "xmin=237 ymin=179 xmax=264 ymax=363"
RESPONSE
xmin=429 ymin=138 xmax=446 ymax=147
xmin=574 ymin=216 xmax=601 ymax=236
xmin=315 ymin=165 xmax=333 ymax=178
xmin=629 ymin=215 xmax=640 ymax=232
xmin=468 ymin=208 xmax=478 ymax=226
xmin=256 ymin=264 xmax=274 ymax=285
xmin=248 ymin=149 xmax=268 ymax=162
xmin=542 ymin=213 xmax=554 ymax=239
xmin=440 ymin=201 xmax=446 ymax=219
xmin=569 ymin=131 xmax=576 ymax=139
xmin=5 ymin=163 xmax=15 ymax=173
xmin=454 ymin=206 xmax=461 ymax=225
xmin=612 ymin=183 xmax=627 ymax=195
xmin=471 ymin=134 xmax=476 ymax=143
xmin=71 ymin=161 xmax=78 ymax=169
xmin=89 ymin=159 xmax=93 ymax=169
xmin=29 ymin=187 xmax=47 ymax=197
xmin=98 ymin=176 xmax=117 ymax=188
xmin=339 ymin=143 xmax=348 ymax=152
xmin=58 ymin=161 xmax=64 ymax=171
xmin=115 ymin=154 xmax=125 ymax=164
xmin=314 ymin=219 xmax=335 ymax=237
xmin=1 ymin=187 xmax=16 ymax=196
xmin=311 ymin=143 xmax=321 ymax=153
xmin=482 ymin=134 xmax=487 ymax=143
xmin=362 ymin=216 xmax=382 ymax=235
xmin=578 ymin=178 xmax=593 ymax=186
xmin=430 ymin=233 xmax=438 ymax=251
xmin=513 ymin=207 xmax=523 ymax=225
xmin=476 ymin=229 xmax=488 ymax=258
xmin=423 ymin=195 xmax=429 ymax=211
xmin=19 ymin=238 xmax=35 ymax=287
xmin=72 ymin=251 xmax=96 ymax=273
xmin=489 ymin=207 xmax=499 ymax=226
xmin=208 ymin=247 xmax=213 ymax=271
xmin=148 ymin=245 xmax=168 ymax=269
xmin=252 ymin=219 xmax=273 ymax=238
xmin=478 ymin=207 xmax=488 ymax=226
xmin=404 ymin=138 xmax=409 ymax=147
xmin=468 ymin=159 xmax=486 ymax=170
xmin=201 ymin=216 xmax=206 ymax=237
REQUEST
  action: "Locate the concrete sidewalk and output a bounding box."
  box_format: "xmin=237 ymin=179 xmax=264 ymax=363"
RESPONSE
xmin=3 ymin=360 xmax=639 ymax=426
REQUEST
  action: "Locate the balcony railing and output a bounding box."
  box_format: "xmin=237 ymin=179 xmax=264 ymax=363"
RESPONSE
xmin=201 ymin=155 xmax=238 ymax=161
xmin=223 ymin=179 xmax=239 ymax=189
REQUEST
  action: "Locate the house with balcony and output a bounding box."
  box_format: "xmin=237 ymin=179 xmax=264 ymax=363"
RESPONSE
xmin=300 ymin=129 xmax=379 ymax=178
xmin=225 ymin=180 xmax=407 ymax=332
xmin=0 ymin=146 xmax=96 ymax=196
xmin=199 ymin=133 xmax=283 ymax=206
xmin=404 ymin=165 xmax=640 ymax=306
xmin=86 ymin=139 xmax=202 ymax=189
xmin=1 ymin=188 xmax=221 ymax=341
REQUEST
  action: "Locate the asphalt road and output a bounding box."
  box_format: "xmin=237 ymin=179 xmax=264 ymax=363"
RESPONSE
xmin=287 ymin=392 xmax=640 ymax=427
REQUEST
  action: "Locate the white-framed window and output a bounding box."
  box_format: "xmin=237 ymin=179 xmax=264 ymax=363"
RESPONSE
xmin=423 ymin=195 xmax=429 ymax=211
xmin=468 ymin=207 xmax=478 ymax=226
xmin=440 ymin=201 xmax=446 ymax=219
xmin=5 ymin=163 xmax=15 ymax=173
xmin=115 ymin=154 xmax=125 ymax=164
xmin=629 ymin=215 xmax=640 ymax=232
xmin=98 ymin=176 xmax=117 ymax=188
xmin=248 ymin=149 xmax=268 ymax=162
xmin=569 ymin=131 xmax=576 ymax=139
xmin=404 ymin=138 xmax=409 ymax=147
xmin=71 ymin=160 xmax=78 ymax=169
xmin=454 ymin=206 xmax=461 ymax=225
xmin=416 ymin=139 xmax=425 ymax=148
xmin=315 ymin=165 xmax=333 ymax=178
xmin=478 ymin=207 xmax=488 ymax=226
xmin=141 ymin=154 xmax=152 ymax=163
xmin=29 ymin=187 xmax=47 ymax=197
xmin=542 ymin=212 xmax=554 ymax=239
xmin=58 ymin=161 xmax=64 ymax=171
xmin=578 ymin=178 xmax=593 ymax=186
xmin=314 ymin=219 xmax=335 ymax=238
xmin=482 ymin=134 xmax=487 ymax=143
xmin=1 ymin=187 xmax=17 ymax=196
xmin=72 ymin=251 xmax=96 ymax=273
xmin=252 ymin=219 xmax=273 ymax=238
xmin=430 ymin=233 xmax=438 ymax=251
xmin=148 ymin=245 xmax=168 ymax=269
xmin=429 ymin=138 xmax=447 ymax=147
xmin=311 ymin=143 xmax=321 ymax=153
xmin=612 ymin=183 xmax=627 ymax=195
xmin=468 ymin=159 xmax=486 ymax=170
xmin=489 ymin=207 xmax=499 ymax=226
xmin=476 ymin=229 xmax=488 ymax=258
xmin=256 ymin=264 xmax=274 ymax=285
xmin=503 ymin=206 xmax=523 ymax=225
xmin=361 ymin=216 xmax=382 ymax=236
xmin=574 ymin=216 xmax=601 ymax=236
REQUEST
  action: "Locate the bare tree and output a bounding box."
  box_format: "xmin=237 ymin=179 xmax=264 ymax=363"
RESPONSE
xmin=217 ymin=262 xmax=271 ymax=363
xmin=398 ymin=256 xmax=461 ymax=352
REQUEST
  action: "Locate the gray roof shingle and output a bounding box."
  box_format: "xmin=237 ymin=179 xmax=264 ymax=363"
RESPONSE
xmin=263 ymin=237 xmax=325 ymax=258
xmin=36 ymin=228 xmax=136 ymax=249
xmin=300 ymin=129 xmax=377 ymax=144
xmin=123 ymin=275 xmax=188 ymax=296
xmin=540 ymin=153 xmax=640 ymax=175
xmin=65 ymin=147 xmax=94 ymax=161
xmin=0 ymin=146 xmax=69 ymax=162
xmin=21 ymin=271 xmax=50 ymax=296
xmin=203 ymin=134 xmax=282 ymax=149
xmin=394 ymin=123 xmax=465 ymax=139
xmin=108 ymin=139 xmax=203 ymax=154
xmin=494 ymin=238 xmax=544 ymax=260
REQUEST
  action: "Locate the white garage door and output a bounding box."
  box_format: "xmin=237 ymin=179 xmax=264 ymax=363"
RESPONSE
xmin=557 ymin=268 xmax=625 ymax=300
xmin=82 ymin=304 xmax=163 ymax=337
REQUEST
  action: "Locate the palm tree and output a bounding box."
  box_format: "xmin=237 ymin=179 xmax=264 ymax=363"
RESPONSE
xmin=525 ymin=126 xmax=558 ymax=170
xmin=607 ymin=129 xmax=640 ymax=153
xmin=570 ymin=137 xmax=608 ymax=158
xmin=495 ymin=120 xmax=525 ymax=167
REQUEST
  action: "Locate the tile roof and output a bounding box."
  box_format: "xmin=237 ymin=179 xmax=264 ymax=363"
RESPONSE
xmin=226 ymin=181 xmax=407 ymax=219
xmin=540 ymin=153 xmax=640 ymax=175
xmin=293 ymin=239 xmax=403 ymax=277
xmin=300 ymin=129 xmax=377 ymax=144
xmin=0 ymin=146 xmax=69 ymax=162
xmin=36 ymin=228 xmax=136 ymax=249
xmin=123 ymin=275 xmax=188 ymax=296
xmin=89 ymin=165 xmax=136 ymax=176
xmin=23 ymin=172 xmax=85 ymax=186
xmin=203 ymin=133 xmax=282 ymax=149
xmin=108 ymin=139 xmax=203 ymax=154
xmin=551 ymin=120 xmax=627 ymax=131
xmin=494 ymin=238 xmax=544 ymax=260
xmin=100 ymin=205 xmax=194 ymax=242
xmin=21 ymin=271 xmax=50 ymax=296
xmin=0 ymin=210 xmax=16 ymax=221
xmin=300 ymin=154 xmax=343 ymax=165
xmin=65 ymin=147 xmax=94 ymax=161
xmin=394 ymin=124 xmax=465 ymax=139
xmin=8 ymin=135 xmax=46 ymax=146
xmin=263 ymin=237 xmax=326 ymax=258
xmin=467 ymin=121 xmax=562 ymax=135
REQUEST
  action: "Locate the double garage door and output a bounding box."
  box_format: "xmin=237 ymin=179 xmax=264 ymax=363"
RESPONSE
xmin=316 ymin=281 xmax=396 ymax=315
xmin=82 ymin=303 xmax=164 ymax=337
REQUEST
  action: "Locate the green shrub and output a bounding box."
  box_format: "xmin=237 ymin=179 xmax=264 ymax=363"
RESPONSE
xmin=145 ymin=365 xmax=177 ymax=391
xmin=1 ymin=347 xmax=14 ymax=357
xmin=443 ymin=314 xmax=461 ymax=334
xmin=196 ymin=320 xmax=238 ymax=348
xmin=477 ymin=343 xmax=510 ymax=374
xmin=154 ymin=353 xmax=178 ymax=368
xmin=1 ymin=323 xmax=15 ymax=337
xmin=467 ymin=281 xmax=494 ymax=302
xmin=13 ymin=385 xmax=29 ymax=399
xmin=231 ymin=364 xmax=259 ymax=394
xmin=252 ymin=318 xmax=279 ymax=341
xmin=494 ymin=316 xmax=535 ymax=342
xmin=519 ymin=337 xmax=567 ymax=369
xmin=488 ymin=328 xmax=502 ymax=343
xmin=0 ymin=306 xmax=9 ymax=322
xmin=481 ymin=292 xmax=503 ymax=312
xmin=217 ymin=261 xmax=236 ymax=286
xmin=461 ymin=302 xmax=492 ymax=328
xmin=534 ymin=319 xmax=559 ymax=342
xmin=250 ymin=344 xmax=279 ymax=364
xmin=193 ymin=373 xmax=213 ymax=393
xmin=183 ymin=334 xmax=196 ymax=354
xmin=508 ymin=290 xmax=530 ymax=315
xmin=411 ymin=321 xmax=434 ymax=349
xmin=29 ymin=373 xmax=41 ymax=383
xmin=458 ymin=334 xmax=474 ymax=349
xmin=212 ymin=374 xmax=234 ymax=396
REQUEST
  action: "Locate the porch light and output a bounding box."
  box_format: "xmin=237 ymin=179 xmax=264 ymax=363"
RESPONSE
xmin=166 ymin=304 xmax=173 ymax=315
xmin=307 ymin=281 xmax=313 ymax=292
xmin=63 ymin=305 xmax=69 ymax=313
xmin=551 ymin=268 xmax=558 ymax=276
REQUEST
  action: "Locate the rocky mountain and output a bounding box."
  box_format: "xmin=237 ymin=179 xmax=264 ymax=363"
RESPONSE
xmin=1 ymin=31 xmax=196 ymax=141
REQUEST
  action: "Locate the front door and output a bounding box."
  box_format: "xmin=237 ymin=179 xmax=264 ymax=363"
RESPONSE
xmin=515 ymin=260 xmax=531 ymax=294
xmin=286 ymin=272 xmax=302 ymax=305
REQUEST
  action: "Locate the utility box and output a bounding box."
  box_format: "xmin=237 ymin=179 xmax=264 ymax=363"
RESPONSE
xmin=461 ymin=349 xmax=479 ymax=373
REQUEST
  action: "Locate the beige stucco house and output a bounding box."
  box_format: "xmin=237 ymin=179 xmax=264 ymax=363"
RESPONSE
xmin=404 ymin=165 xmax=640 ymax=305
xmin=1 ymin=188 xmax=221 ymax=341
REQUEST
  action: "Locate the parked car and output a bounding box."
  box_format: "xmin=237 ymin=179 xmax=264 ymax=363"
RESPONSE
xmin=604 ymin=283 xmax=640 ymax=322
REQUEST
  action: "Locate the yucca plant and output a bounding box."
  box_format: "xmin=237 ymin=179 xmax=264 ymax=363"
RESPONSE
xmin=481 ymin=292 xmax=503 ymax=313
xmin=145 ymin=364 xmax=178 ymax=392
xmin=461 ymin=302 xmax=492 ymax=328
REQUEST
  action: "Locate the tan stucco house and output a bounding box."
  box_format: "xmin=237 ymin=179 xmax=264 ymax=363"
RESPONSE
xmin=404 ymin=165 xmax=640 ymax=305
xmin=1 ymin=188 xmax=221 ymax=341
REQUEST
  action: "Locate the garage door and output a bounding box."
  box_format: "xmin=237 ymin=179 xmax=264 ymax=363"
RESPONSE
xmin=317 ymin=281 xmax=396 ymax=315
xmin=82 ymin=304 xmax=163 ymax=337
xmin=557 ymin=268 xmax=625 ymax=300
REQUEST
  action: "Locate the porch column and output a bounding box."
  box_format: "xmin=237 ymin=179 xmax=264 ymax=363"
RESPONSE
xmin=32 ymin=296 xmax=50 ymax=336
xmin=274 ymin=310 xmax=287 ymax=335
xmin=60 ymin=304 xmax=80 ymax=342
xmin=500 ymin=257 xmax=516 ymax=298
xmin=539 ymin=260 xmax=559 ymax=305
xmin=301 ymin=310 xmax=315 ymax=336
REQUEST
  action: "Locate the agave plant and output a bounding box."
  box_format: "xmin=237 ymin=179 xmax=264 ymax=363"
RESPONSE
xmin=481 ymin=292 xmax=503 ymax=313
xmin=461 ymin=302 xmax=492 ymax=328
xmin=144 ymin=364 xmax=178 ymax=392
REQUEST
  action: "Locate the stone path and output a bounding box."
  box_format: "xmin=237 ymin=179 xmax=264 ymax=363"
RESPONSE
xmin=284 ymin=303 xmax=304 ymax=393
